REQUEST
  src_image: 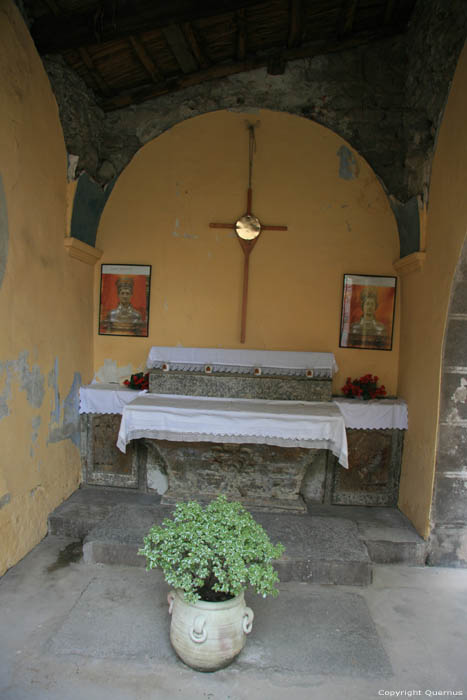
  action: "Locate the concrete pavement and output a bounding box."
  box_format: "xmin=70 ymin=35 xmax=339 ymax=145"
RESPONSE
xmin=0 ymin=534 xmax=466 ymax=700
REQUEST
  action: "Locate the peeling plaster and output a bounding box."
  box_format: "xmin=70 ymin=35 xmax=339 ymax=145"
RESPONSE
xmin=0 ymin=493 xmax=11 ymax=509
xmin=48 ymin=359 xmax=82 ymax=447
xmin=0 ymin=174 xmax=9 ymax=290
xmin=337 ymin=145 xmax=359 ymax=180
xmin=16 ymin=352 xmax=45 ymax=408
xmin=30 ymin=415 xmax=41 ymax=457
xmin=446 ymin=377 xmax=467 ymax=422
xmin=30 ymin=485 xmax=43 ymax=498
xmin=0 ymin=362 xmax=13 ymax=419
xmin=48 ymin=359 xmax=60 ymax=424
xmin=452 ymin=377 xmax=467 ymax=403
xmin=0 ymin=352 xmax=45 ymax=420
xmin=31 ymin=415 xmax=41 ymax=441
xmin=63 ymin=373 xmax=82 ymax=447
xmin=93 ymin=359 xmax=136 ymax=384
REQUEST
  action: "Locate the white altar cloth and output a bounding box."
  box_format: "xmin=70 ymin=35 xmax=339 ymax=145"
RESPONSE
xmin=79 ymin=383 xmax=146 ymax=415
xmin=147 ymin=346 xmax=338 ymax=377
xmin=333 ymin=398 xmax=408 ymax=430
xmin=116 ymin=393 xmax=348 ymax=468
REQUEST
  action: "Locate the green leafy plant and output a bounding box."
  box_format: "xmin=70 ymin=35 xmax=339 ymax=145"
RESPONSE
xmin=138 ymin=495 xmax=285 ymax=603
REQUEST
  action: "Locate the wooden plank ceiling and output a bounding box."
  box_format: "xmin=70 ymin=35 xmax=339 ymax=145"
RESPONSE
xmin=24 ymin=0 xmax=417 ymax=112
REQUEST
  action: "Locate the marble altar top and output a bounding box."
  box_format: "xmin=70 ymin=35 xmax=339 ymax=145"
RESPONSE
xmin=146 ymin=346 xmax=338 ymax=377
xmin=79 ymin=385 xmax=408 ymax=431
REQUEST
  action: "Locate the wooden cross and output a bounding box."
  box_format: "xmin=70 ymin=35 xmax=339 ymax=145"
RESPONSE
xmin=209 ymin=123 xmax=288 ymax=343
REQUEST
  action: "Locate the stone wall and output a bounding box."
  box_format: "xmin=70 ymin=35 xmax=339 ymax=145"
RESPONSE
xmin=37 ymin=0 xmax=467 ymax=259
xmin=429 ymin=241 xmax=467 ymax=566
xmin=40 ymin=0 xmax=467 ymax=210
xmin=43 ymin=39 xmax=408 ymax=200
xmin=404 ymin=0 xmax=467 ymax=202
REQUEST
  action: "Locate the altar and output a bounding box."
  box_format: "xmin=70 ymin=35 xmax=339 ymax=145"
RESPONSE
xmin=79 ymin=347 xmax=407 ymax=511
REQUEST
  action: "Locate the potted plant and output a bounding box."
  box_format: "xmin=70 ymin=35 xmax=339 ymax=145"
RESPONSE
xmin=138 ymin=495 xmax=285 ymax=672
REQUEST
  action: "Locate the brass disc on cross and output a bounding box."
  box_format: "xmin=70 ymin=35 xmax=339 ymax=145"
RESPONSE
xmin=235 ymin=214 xmax=262 ymax=241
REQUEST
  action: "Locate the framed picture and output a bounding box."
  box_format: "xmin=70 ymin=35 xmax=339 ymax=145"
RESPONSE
xmin=98 ymin=264 xmax=151 ymax=337
xmin=339 ymin=274 xmax=397 ymax=350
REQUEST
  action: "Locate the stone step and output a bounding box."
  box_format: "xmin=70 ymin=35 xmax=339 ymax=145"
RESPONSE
xmin=310 ymin=504 xmax=428 ymax=566
xmin=80 ymin=503 xmax=372 ymax=586
xmin=47 ymin=487 xmax=428 ymax=586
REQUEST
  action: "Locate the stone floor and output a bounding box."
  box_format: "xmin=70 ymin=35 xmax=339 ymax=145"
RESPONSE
xmin=0 ymin=533 xmax=466 ymax=700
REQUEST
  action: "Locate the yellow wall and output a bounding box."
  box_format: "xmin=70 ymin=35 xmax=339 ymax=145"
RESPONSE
xmin=398 ymin=42 xmax=467 ymax=537
xmin=0 ymin=1 xmax=94 ymax=575
xmin=95 ymin=109 xmax=400 ymax=395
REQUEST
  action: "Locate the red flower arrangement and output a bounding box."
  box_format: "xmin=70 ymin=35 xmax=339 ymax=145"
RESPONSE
xmin=124 ymin=372 xmax=149 ymax=391
xmin=341 ymin=374 xmax=386 ymax=400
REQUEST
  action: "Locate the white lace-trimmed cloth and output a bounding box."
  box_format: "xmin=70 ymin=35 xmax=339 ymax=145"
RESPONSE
xmin=116 ymin=393 xmax=348 ymax=468
xmin=147 ymin=346 xmax=338 ymax=377
xmin=79 ymin=383 xmax=147 ymax=414
xmin=333 ymin=398 xmax=408 ymax=430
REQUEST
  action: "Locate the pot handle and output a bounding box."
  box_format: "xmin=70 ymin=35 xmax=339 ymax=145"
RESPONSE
xmin=190 ymin=615 xmax=208 ymax=644
xmin=243 ymin=606 xmax=254 ymax=634
xmin=167 ymin=591 xmax=176 ymax=615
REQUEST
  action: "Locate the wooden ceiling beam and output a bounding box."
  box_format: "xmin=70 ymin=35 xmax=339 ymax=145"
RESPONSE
xmin=42 ymin=0 xmax=60 ymax=15
xmin=31 ymin=0 xmax=259 ymax=54
xmin=287 ymin=0 xmax=304 ymax=49
xmin=78 ymin=47 xmax=113 ymax=96
xmin=384 ymin=0 xmax=397 ymax=24
xmin=129 ymin=35 xmax=165 ymax=84
xmin=236 ymin=8 xmax=247 ymax=61
xmin=102 ymin=27 xmax=396 ymax=111
xmin=182 ymin=22 xmax=210 ymax=69
xmin=163 ymin=24 xmax=198 ymax=74
xmin=338 ymin=0 xmax=359 ymax=37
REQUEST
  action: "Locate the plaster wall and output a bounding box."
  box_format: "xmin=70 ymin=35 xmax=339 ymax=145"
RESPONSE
xmin=398 ymin=42 xmax=467 ymax=537
xmin=95 ymin=109 xmax=400 ymax=397
xmin=0 ymin=0 xmax=94 ymax=576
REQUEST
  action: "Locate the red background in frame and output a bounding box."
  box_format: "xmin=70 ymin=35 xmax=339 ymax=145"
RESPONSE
xmin=99 ymin=273 xmax=149 ymax=326
xmin=348 ymin=284 xmax=395 ymax=329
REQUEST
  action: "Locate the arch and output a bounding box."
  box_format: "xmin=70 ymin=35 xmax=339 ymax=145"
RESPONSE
xmin=397 ymin=41 xmax=467 ymax=544
xmin=429 ymin=233 xmax=467 ymax=565
xmin=93 ymin=108 xmax=400 ymax=394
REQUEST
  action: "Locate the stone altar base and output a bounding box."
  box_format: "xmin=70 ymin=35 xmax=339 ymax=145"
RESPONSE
xmin=146 ymin=440 xmax=315 ymax=513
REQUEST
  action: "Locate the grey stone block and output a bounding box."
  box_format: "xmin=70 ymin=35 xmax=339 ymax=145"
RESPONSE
xmin=428 ymin=525 xmax=467 ymax=567
xmin=365 ymin=540 xmax=427 ymax=565
xmin=83 ymin=504 xmax=372 ymax=585
xmin=443 ymin=318 xmax=467 ymax=368
xmin=240 ymin=590 xmax=392 ymax=677
xmin=47 ymin=567 xmax=392 ymax=678
xmin=436 ymin=423 xmax=467 ymax=471
xmin=439 ymin=371 xmax=467 ymax=422
xmin=149 ymin=369 xmax=332 ymax=402
xmin=433 ymin=474 xmax=467 ymax=524
xmin=47 ymin=569 xmax=173 ymax=660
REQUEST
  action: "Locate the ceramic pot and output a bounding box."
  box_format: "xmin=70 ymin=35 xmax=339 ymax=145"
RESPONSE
xmin=167 ymin=589 xmax=254 ymax=672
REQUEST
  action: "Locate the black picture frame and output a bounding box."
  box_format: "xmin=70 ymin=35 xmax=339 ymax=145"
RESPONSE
xmin=339 ymin=273 xmax=397 ymax=350
xmin=98 ymin=264 xmax=152 ymax=337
